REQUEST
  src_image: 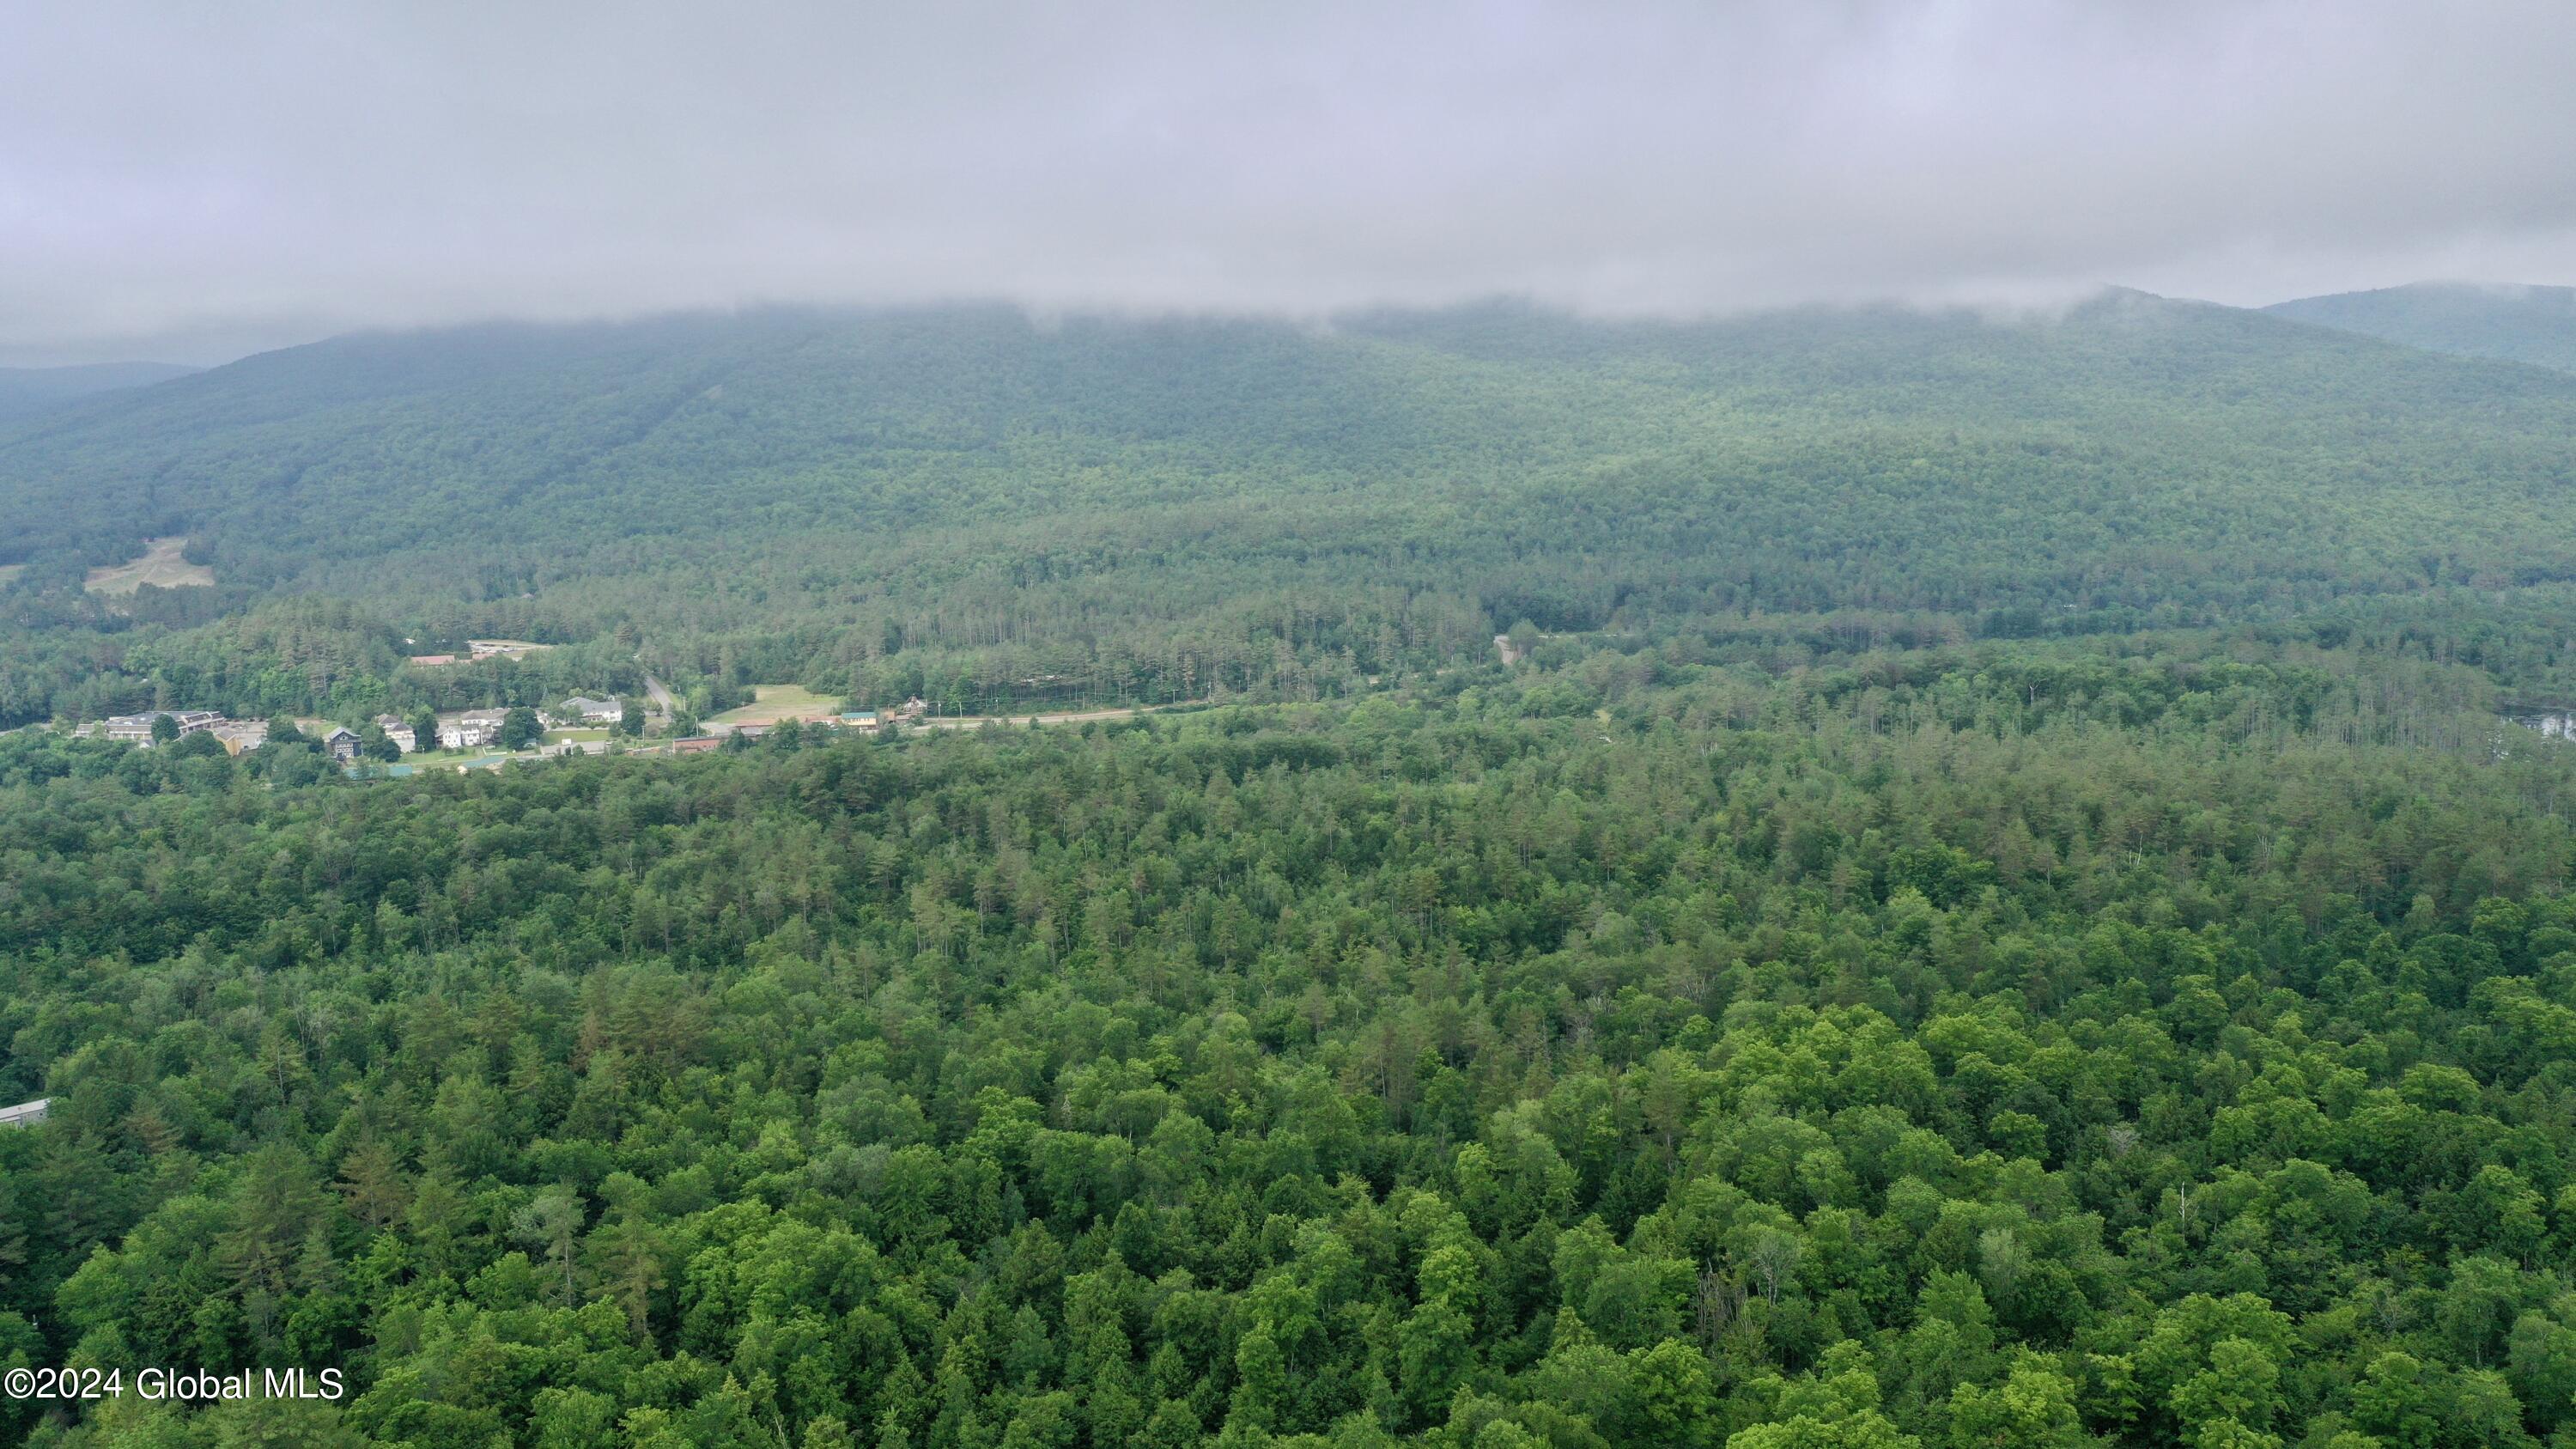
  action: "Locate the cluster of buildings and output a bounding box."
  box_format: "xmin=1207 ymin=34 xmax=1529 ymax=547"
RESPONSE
xmin=90 ymin=709 xmax=370 ymax=761
xmin=70 ymin=690 xmax=967 ymax=770
xmin=92 ymin=710 xmax=270 ymax=755
xmin=91 ymin=710 xmax=374 ymax=762
xmin=404 ymin=696 xmax=624 ymax=752
xmin=85 ymin=693 xmax=630 ymax=761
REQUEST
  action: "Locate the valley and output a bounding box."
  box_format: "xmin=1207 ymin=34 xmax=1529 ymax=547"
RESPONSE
xmin=9 ymin=289 xmax=2576 ymax=1449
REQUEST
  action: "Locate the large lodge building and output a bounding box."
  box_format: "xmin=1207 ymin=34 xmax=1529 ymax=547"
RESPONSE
xmin=100 ymin=709 xmax=221 ymax=743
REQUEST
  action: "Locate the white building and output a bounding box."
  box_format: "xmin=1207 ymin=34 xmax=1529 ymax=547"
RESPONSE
xmin=559 ymin=695 xmax=624 ymax=724
xmin=373 ymin=715 xmax=418 ymax=752
xmin=439 ymin=709 xmax=507 ymax=750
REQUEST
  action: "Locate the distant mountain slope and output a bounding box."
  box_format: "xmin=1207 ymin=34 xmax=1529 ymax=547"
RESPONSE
xmin=0 ymin=361 xmax=198 ymax=423
xmin=2267 ymin=281 xmax=2576 ymax=372
xmin=6 ymin=292 xmax=2576 ymax=713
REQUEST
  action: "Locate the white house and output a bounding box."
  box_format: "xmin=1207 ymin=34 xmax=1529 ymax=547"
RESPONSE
xmin=559 ymin=695 xmax=624 ymax=724
xmin=373 ymin=715 xmax=418 ymax=752
xmin=439 ymin=709 xmax=508 ymax=750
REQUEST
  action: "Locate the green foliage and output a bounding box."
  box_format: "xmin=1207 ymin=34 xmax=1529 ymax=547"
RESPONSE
xmin=17 ymin=299 xmax=2576 ymax=1444
xmin=10 ymin=297 xmax=2576 ymax=728
xmin=1 ymin=647 xmax=2575 ymax=1444
xmin=498 ymin=707 xmax=543 ymax=751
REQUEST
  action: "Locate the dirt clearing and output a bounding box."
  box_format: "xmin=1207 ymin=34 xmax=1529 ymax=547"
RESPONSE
xmin=86 ymin=537 xmax=213 ymax=594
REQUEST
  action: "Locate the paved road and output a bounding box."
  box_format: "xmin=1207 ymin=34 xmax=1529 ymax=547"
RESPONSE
xmin=641 ymin=674 xmax=677 ymax=719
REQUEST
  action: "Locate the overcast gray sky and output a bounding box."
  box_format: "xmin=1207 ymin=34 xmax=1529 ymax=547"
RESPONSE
xmin=4 ymin=0 xmax=2573 ymax=365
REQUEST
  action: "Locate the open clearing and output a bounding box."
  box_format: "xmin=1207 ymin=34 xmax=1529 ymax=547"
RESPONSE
xmin=0 ymin=563 xmax=22 ymax=586
xmin=705 ymin=684 xmax=842 ymax=728
xmin=465 ymin=639 xmax=551 ymax=658
xmin=85 ymin=537 xmax=214 ymax=594
xmin=911 ymin=703 xmax=1184 ymax=732
xmin=706 ymin=693 xmax=1194 ymax=734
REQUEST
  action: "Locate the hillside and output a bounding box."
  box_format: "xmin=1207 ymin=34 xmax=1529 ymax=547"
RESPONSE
xmin=21 ymin=299 xmax=2576 ymax=1448
xmin=2267 ymin=281 xmax=2576 ymax=373
xmin=0 ymin=360 xmax=197 ymax=423
xmin=8 ymin=293 xmax=2576 ymax=728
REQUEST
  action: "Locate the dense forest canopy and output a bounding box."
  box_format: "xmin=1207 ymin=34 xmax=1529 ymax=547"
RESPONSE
xmin=8 ymin=293 xmax=2576 ymax=728
xmin=12 ymin=294 xmax=2576 ymax=1446
xmin=9 ymin=644 xmax=2576 ymax=1446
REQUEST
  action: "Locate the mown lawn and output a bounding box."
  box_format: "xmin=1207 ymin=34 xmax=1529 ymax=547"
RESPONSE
xmin=705 ymin=685 xmax=840 ymax=726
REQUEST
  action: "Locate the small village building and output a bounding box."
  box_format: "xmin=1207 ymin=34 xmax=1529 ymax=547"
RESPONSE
xmin=323 ymin=727 xmax=361 ymax=762
xmin=558 ymin=695 xmax=623 ymax=724
xmin=439 ymin=709 xmax=508 ymax=750
xmin=0 ymin=1099 xmax=49 ymax=1129
xmin=210 ymin=720 xmax=269 ymax=754
xmin=673 ymin=735 xmax=721 ymax=753
xmin=373 ymin=715 xmax=417 ymax=752
xmin=408 ymin=654 xmax=459 ymax=667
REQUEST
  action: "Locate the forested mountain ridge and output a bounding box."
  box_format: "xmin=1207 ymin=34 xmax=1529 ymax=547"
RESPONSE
xmin=0 ymin=362 xmax=198 ymax=424
xmin=15 ymin=293 xmax=2576 ymax=602
xmin=2267 ymin=282 xmax=2576 ymax=374
xmin=9 ymin=293 xmax=2576 ymax=729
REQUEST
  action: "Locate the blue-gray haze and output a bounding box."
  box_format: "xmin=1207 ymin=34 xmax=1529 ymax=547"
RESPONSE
xmin=3 ymin=0 xmax=2572 ymax=364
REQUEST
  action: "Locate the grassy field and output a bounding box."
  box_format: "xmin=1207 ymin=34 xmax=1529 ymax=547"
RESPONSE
xmin=465 ymin=639 xmax=552 ymax=657
xmin=705 ymin=685 xmax=841 ymax=727
xmin=84 ymin=536 xmax=214 ymax=594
